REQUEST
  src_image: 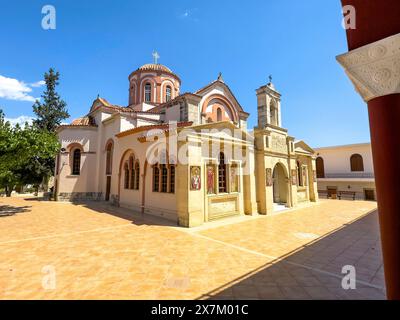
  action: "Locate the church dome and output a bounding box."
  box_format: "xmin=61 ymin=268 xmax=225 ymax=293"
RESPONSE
xmin=128 ymin=62 xmax=181 ymax=106
xmin=138 ymin=63 xmax=173 ymax=73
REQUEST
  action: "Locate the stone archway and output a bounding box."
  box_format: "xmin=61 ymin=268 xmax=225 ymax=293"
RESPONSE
xmin=272 ymin=163 xmax=288 ymax=205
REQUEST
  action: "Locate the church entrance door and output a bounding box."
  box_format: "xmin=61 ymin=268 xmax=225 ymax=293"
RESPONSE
xmin=272 ymin=163 xmax=288 ymax=205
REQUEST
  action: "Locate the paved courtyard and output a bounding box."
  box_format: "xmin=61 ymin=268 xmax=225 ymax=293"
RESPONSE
xmin=0 ymin=197 xmax=385 ymax=299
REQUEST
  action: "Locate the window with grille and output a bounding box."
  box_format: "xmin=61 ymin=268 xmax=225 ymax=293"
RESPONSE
xmin=161 ymin=164 xmax=168 ymax=193
xmin=153 ymin=165 xmax=160 ymax=192
xmin=218 ymin=152 xmax=227 ymax=193
xmin=134 ymin=162 xmax=140 ymax=190
xmin=166 ymin=86 xmax=171 ymax=102
xmin=72 ymin=149 xmax=81 ymax=175
xmin=124 ymin=163 xmax=129 ymax=189
xmin=169 ymin=165 xmax=175 ymax=193
xmin=145 ymin=83 xmax=151 ymax=102
xmin=129 ymin=157 xmax=135 ymax=190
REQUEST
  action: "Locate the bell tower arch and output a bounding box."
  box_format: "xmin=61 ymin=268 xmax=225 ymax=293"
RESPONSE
xmin=256 ymin=77 xmax=282 ymax=128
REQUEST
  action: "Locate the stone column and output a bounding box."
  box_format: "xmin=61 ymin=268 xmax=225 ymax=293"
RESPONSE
xmin=337 ymin=4 xmax=400 ymax=298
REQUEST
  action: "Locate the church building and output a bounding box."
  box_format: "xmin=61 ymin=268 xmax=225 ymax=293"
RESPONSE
xmin=54 ymin=56 xmax=318 ymax=227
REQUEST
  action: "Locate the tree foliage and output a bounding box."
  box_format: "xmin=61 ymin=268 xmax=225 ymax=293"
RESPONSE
xmin=0 ymin=68 xmax=68 ymax=196
xmin=0 ymin=109 xmax=60 ymax=196
xmin=33 ymin=68 xmax=69 ymax=132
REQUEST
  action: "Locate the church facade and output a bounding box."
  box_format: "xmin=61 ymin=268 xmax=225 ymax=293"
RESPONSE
xmin=54 ymin=60 xmax=318 ymax=227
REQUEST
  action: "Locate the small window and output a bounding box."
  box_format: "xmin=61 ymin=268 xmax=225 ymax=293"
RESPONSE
xmin=169 ymin=165 xmax=175 ymax=193
xmin=134 ymin=161 xmax=140 ymax=190
xmin=145 ymin=83 xmax=151 ymax=102
xmin=217 ymin=108 xmax=222 ymax=122
xmin=72 ymin=149 xmax=81 ymax=175
xmin=161 ymin=164 xmax=168 ymax=193
xmin=166 ymin=86 xmax=172 ymax=102
xmin=350 ymin=154 xmax=364 ymax=172
xmin=153 ymin=165 xmax=160 ymax=192
xmin=218 ymin=152 xmax=227 ymax=193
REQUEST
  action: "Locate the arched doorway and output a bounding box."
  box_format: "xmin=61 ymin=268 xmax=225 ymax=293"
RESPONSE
xmin=272 ymin=163 xmax=288 ymax=205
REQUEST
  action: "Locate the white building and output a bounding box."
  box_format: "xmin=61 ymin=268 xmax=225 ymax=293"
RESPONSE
xmin=314 ymin=143 xmax=376 ymax=200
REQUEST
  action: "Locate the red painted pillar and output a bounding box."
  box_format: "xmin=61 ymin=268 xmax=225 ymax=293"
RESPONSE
xmin=340 ymin=0 xmax=400 ymax=300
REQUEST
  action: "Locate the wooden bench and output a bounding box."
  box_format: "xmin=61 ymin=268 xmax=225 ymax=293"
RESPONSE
xmin=338 ymin=191 xmax=356 ymax=200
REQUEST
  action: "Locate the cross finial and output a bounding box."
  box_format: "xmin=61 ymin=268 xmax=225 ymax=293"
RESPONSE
xmin=152 ymin=51 xmax=160 ymax=64
xmin=268 ymin=75 xmax=273 ymax=83
xmin=217 ymin=72 xmax=224 ymax=82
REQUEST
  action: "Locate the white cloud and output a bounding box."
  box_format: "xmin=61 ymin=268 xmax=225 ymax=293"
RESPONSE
xmin=4 ymin=115 xmax=35 ymax=126
xmin=0 ymin=75 xmax=40 ymax=102
xmin=30 ymin=80 xmax=45 ymax=88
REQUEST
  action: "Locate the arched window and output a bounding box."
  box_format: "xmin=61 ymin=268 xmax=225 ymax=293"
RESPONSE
xmin=145 ymin=83 xmax=151 ymax=102
xmin=218 ymin=152 xmax=227 ymax=193
xmin=105 ymin=142 xmax=113 ymax=175
xmin=72 ymin=149 xmax=81 ymax=175
xmin=270 ymin=100 xmax=278 ymax=126
xmin=217 ymin=108 xmax=222 ymax=122
xmin=169 ymin=165 xmax=175 ymax=193
xmin=129 ymin=156 xmax=135 ymax=190
xmin=316 ymin=157 xmax=325 ymax=178
xmin=350 ymin=154 xmax=364 ymax=172
xmin=165 ymin=86 xmax=172 ymax=102
xmin=134 ymin=161 xmax=140 ymax=190
xmin=124 ymin=162 xmax=129 ymax=189
xmin=153 ymin=164 xmax=160 ymax=192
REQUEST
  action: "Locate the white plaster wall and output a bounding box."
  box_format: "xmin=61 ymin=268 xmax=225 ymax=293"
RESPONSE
xmin=315 ymin=144 xmax=374 ymax=175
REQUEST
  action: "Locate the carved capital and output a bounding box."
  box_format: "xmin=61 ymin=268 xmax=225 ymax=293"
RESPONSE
xmin=337 ymin=33 xmax=400 ymax=102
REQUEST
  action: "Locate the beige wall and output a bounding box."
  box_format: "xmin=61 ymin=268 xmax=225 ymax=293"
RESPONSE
xmin=56 ymin=127 xmax=99 ymax=196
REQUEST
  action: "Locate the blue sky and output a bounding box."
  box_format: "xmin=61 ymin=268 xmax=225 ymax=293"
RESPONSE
xmin=0 ymin=0 xmax=370 ymax=147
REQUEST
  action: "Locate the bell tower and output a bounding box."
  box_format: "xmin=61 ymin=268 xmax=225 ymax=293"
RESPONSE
xmin=256 ymin=76 xmax=282 ymax=128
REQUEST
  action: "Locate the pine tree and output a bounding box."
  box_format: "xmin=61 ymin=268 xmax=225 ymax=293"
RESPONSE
xmin=33 ymin=68 xmax=69 ymax=132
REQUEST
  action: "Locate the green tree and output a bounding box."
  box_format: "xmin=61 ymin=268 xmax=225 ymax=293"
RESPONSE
xmin=0 ymin=109 xmax=60 ymax=196
xmin=33 ymin=68 xmax=69 ymax=132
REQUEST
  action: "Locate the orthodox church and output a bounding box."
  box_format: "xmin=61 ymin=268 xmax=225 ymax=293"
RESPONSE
xmin=55 ymin=54 xmax=318 ymax=227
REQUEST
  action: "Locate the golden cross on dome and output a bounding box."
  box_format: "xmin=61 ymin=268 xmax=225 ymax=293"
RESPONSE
xmin=152 ymin=51 xmax=160 ymax=64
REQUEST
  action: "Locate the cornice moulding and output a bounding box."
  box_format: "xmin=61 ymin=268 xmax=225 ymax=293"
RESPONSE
xmin=337 ymin=33 xmax=400 ymax=102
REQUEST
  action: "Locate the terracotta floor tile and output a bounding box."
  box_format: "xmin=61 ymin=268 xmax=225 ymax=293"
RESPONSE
xmin=0 ymin=197 xmax=385 ymax=299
